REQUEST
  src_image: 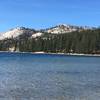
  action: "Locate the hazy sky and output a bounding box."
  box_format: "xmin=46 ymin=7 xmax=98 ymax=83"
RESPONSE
xmin=0 ymin=0 xmax=100 ymax=32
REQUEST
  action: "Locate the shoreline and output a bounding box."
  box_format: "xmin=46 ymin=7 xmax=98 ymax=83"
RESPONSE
xmin=0 ymin=51 xmax=100 ymax=57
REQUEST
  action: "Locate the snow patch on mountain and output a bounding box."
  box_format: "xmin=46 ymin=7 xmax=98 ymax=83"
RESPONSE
xmin=0 ymin=27 xmax=24 ymax=40
xmin=46 ymin=24 xmax=79 ymax=34
xmin=46 ymin=24 xmax=92 ymax=34
xmin=32 ymin=32 xmax=43 ymax=38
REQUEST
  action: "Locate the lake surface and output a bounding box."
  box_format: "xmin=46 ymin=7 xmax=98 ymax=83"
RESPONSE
xmin=0 ymin=52 xmax=100 ymax=100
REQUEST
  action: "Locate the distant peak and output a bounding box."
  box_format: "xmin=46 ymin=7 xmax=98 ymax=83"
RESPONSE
xmin=14 ymin=27 xmax=26 ymax=30
xmin=56 ymin=24 xmax=70 ymax=27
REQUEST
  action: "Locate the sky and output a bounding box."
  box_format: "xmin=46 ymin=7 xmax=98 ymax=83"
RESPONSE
xmin=0 ymin=0 xmax=100 ymax=32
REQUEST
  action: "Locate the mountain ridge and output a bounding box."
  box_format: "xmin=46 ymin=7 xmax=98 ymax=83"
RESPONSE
xmin=0 ymin=24 xmax=100 ymax=54
xmin=0 ymin=24 xmax=96 ymax=40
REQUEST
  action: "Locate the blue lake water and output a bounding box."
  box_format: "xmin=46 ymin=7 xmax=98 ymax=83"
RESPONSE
xmin=0 ymin=52 xmax=100 ymax=100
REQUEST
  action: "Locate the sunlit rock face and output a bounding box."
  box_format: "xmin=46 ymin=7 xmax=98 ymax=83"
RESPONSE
xmin=0 ymin=27 xmax=36 ymax=40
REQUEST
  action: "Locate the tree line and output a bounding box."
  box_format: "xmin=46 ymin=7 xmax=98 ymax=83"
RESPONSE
xmin=0 ymin=29 xmax=100 ymax=54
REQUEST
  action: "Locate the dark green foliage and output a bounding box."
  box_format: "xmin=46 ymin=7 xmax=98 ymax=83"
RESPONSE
xmin=0 ymin=29 xmax=100 ymax=54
